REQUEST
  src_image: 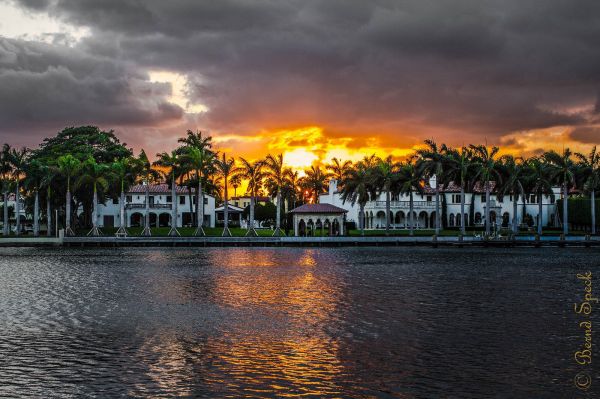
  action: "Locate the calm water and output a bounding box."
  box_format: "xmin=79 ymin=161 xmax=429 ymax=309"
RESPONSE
xmin=0 ymin=247 xmax=598 ymax=398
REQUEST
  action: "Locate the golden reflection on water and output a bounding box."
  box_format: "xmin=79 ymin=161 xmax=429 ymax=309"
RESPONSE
xmin=135 ymin=248 xmax=348 ymax=396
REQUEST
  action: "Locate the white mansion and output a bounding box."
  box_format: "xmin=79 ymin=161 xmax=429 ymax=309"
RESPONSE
xmin=94 ymin=184 xmax=216 ymax=228
xmin=319 ymin=177 xmax=564 ymax=231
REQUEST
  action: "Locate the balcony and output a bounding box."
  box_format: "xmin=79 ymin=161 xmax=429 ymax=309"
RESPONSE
xmin=125 ymin=203 xmax=172 ymax=210
xmin=366 ymin=200 xmax=436 ymax=209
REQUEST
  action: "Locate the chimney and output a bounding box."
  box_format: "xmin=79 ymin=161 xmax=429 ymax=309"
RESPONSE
xmin=329 ymin=179 xmax=338 ymax=194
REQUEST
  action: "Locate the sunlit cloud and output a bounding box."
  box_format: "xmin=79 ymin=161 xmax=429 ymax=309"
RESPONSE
xmin=148 ymin=71 xmax=209 ymax=114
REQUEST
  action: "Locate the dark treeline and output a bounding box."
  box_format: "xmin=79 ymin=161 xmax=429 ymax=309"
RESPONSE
xmin=1 ymin=127 xmax=598 ymax=238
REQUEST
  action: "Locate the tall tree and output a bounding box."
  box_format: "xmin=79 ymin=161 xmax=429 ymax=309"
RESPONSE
xmin=0 ymin=144 xmax=12 ymax=236
xmin=526 ymin=157 xmax=554 ymax=235
xmin=300 ymin=166 xmax=329 ymax=203
xmin=370 ymin=156 xmax=400 ymax=235
xmin=264 ymin=153 xmax=289 ymax=236
xmin=416 ymin=140 xmax=446 ymax=235
xmin=136 ymin=150 xmax=161 ymax=236
xmin=57 ymin=154 xmax=80 ymax=236
xmin=24 ymin=159 xmax=46 ymax=236
xmin=77 ymin=157 xmax=110 ymax=236
xmin=395 ymin=157 xmax=425 ymax=236
xmin=9 ymin=147 xmax=28 ymax=236
xmin=470 ymin=144 xmax=502 ymax=236
xmin=575 ymin=146 xmax=600 ymax=235
xmin=215 ymin=153 xmax=237 ymax=237
xmin=230 ymin=174 xmax=242 ymax=198
xmin=180 ymin=147 xmax=215 ymax=236
xmin=340 ymin=161 xmax=374 ymax=236
xmin=497 ymin=155 xmax=528 ymax=235
xmin=234 ymin=158 xmax=264 ymax=236
xmin=111 ymin=157 xmax=137 ymax=237
xmin=41 ymin=164 xmax=58 ymax=237
xmin=442 ymin=146 xmax=475 ymax=235
xmin=545 ymin=148 xmax=577 ymax=236
xmin=326 ymin=158 xmax=353 ymax=189
xmin=154 ymin=151 xmax=182 ymax=237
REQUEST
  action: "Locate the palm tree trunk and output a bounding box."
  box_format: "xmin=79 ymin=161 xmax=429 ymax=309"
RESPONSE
xmin=141 ymin=183 xmax=151 ymax=236
xmin=460 ymin=185 xmax=466 ymax=235
xmin=33 ymin=189 xmax=39 ymax=237
xmin=409 ymin=191 xmax=414 ymax=237
xmin=46 ymin=189 xmax=52 ymax=237
xmin=3 ymin=189 xmax=9 ymax=235
xmin=115 ymin=188 xmax=127 ymax=237
xmin=591 ymin=190 xmax=596 ymax=235
xmin=168 ymin=174 xmax=180 ymax=236
xmin=88 ymin=186 xmax=102 ymax=236
xmin=563 ymin=182 xmax=568 ymax=236
xmin=485 ymin=183 xmax=490 ymax=236
xmin=385 ymin=190 xmax=391 ymax=235
xmin=538 ymin=190 xmax=543 ymax=235
xmin=512 ymin=195 xmax=518 ymax=234
xmin=245 ymin=193 xmax=258 ymax=236
xmin=359 ymin=204 xmax=365 ymax=236
xmin=223 ymin=179 xmax=231 ymax=237
xmin=65 ymin=180 xmax=73 ymax=236
xmin=435 ymin=185 xmax=440 ymax=235
xmin=194 ymin=181 xmax=205 ymax=236
xmin=273 ymin=191 xmax=283 ymax=236
xmin=15 ymin=178 xmax=20 ymax=236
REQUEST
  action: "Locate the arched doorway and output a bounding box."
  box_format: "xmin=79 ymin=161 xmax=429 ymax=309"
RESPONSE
xmin=158 ymin=213 xmax=170 ymax=227
xmin=130 ymin=212 xmax=143 ymax=227
xmin=149 ymin=212 xmax=158 ymax=228
xmin=502 ymin=212 xmax=510 ymax=227
xmin=299 ymin=219 xmax=306 ymax=236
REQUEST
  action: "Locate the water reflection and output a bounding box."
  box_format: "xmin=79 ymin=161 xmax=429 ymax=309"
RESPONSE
xmin=0 ymin=247 xmax=596 ymax=397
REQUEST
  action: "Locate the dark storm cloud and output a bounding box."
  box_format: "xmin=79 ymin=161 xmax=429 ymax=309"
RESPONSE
xmin=7 ymin=0 xmax=600 ymax=147
xmin=0 ymin=37 xmax=183 ymax=134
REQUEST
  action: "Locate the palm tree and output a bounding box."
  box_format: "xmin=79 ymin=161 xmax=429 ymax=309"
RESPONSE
xmin=443 ymin=146 xmax=475 ymax=235
xmin=154 ymin=151 xmax=181 ymax=237
xmin=395 ymin=157 xmax=425 ymax=236
xmin=180 ymin=146 xmax=215 ymax=236
xmin=57 ymin=154 xmax=81 ymax=236
xmin=526 ymin=157 xmax=554 ymax=235
xmin=40 ymin=164 xmax=57 ymax=237
xmin=300 ymin=166 xmax=329 ymax=203
xmin=230 ymin=174 xmax=242 ymax=197
xmin=77 ymin=157 xmax=110 ymax=236
xmin=24 ymin=159 xmax=45 ymax=237
xmin=216 ymin=153 xmax=237 ymax=237
xmin=136 ymin=150 xmax=161 ymax=236
xmin=9 ymin=147 xmax=27 ymax=236
xmin=264 ymin=153 xmax=289 ymax=236
xmin=416 ymin=140 xmax=446 ymax=235
xmin=370 ymin=156 xmax=400 ymax=235
xmin=111 ymin=157 xmax=137 ymax=237
xmin=545 ymin=148 xmax=577 ymax=236
xmin=575 ymin=146 xmax=600 ymax=235
xmin=497 ymin=155 xmax=528 ymax=235
xmin=0 ymin=144 xmax=13 ymax=236
xmin=326 ymin=158 xmax=352 ymax=189
xmin=234 ymin=158 xmax=264 ymax=236
xmin=470 ymin=144 xmax=502 ymax=236
xmin=340 ymin=162 xmax=374 ymax=236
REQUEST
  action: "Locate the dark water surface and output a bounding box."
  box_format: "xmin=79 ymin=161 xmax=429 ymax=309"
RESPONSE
xmin=0 ymin=247 xmax=598 ymax=398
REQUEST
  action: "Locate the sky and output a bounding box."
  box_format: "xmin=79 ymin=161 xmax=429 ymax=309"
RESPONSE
xmin=1 ymin=0 xmax=600 ymax=169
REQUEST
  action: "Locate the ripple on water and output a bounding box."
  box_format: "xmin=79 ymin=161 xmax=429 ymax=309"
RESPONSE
xmin=0 ymin=246 xmax=596 ymax=398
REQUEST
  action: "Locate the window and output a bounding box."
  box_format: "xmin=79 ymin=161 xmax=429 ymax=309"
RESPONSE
xmin=166 ymin=196 xmax=172 ymax=203
xmin=530 ymin=194 xmax=536 ymax=203
xmin=550 ymin=197 xmax=555 ymax=204
xmin=179 ymin=196 xmax=185 ymax=205
xmin=426 ymin=195 xmax=432 ymax=202
xmin=203 ymin=198 xmax=208 ymax=205
xmin=126 ymin=195 xmax=132 ymax=203
xmin=481 ymin=195 xmax=486 ymax=203
xmin=112 ymin=198 xmax=118 ymax=205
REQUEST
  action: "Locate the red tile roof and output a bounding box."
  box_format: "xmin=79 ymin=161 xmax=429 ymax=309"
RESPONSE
xmin=289 ymin=203 xmax=348 ymax=214
xmin=128 ymin=184 xmax=195 ymax=195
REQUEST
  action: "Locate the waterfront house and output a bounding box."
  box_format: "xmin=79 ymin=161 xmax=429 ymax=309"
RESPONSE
xmin=319 ymin=178 xmax=564 ymax=232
